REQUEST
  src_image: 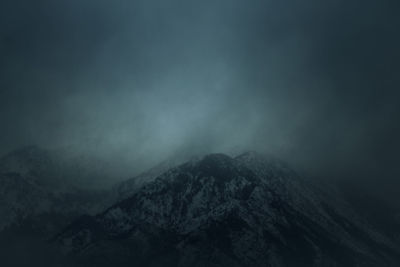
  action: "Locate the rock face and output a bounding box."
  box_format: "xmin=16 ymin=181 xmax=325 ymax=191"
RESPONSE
xmin=111 ymin=156 xmax=189 ymax=203
xmin=56 ymin=153 xmax=400 ymax=267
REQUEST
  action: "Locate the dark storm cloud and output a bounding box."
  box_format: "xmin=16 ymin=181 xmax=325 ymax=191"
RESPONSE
xmin=1 ymin=0 xmax=399 ymax=180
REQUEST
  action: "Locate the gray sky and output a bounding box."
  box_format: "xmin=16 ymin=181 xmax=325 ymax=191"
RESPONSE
xmin=1 ymin=0 xmax=399 ymax=182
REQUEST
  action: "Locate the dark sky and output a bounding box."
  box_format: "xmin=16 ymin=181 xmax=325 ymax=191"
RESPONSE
xmin=1 ymin=0 xmax=399 ymax=182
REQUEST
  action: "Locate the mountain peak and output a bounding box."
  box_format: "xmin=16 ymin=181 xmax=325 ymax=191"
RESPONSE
xmin=201 ymin=153 xmax=232 ymax=161
xmin=197 ymin=153 xmax=234 ymax=168
xmin=235 ymin=150 xmax=262 ymax=160
xmin=55 ymin=152 xmax=400 ymax=267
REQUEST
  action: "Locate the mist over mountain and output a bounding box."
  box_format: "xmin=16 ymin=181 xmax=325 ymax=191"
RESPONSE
xmin=1 ymin=0 xmax=399 ymax=266
xmin=1 ymin=0 xmax=400 ymax=188
xmin=0 ymin=148 xmax=399 ymax=266
xmin=54 ymin=153 xmax=400 ymax=266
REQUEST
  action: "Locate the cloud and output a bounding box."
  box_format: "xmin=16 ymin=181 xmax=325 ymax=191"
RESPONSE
xmin=0 ymin=0 xmax=399 ymax=183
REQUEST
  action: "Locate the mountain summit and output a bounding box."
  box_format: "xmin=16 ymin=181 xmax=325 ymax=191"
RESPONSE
xmin=56 ymin=153 xmax=400 ymax=267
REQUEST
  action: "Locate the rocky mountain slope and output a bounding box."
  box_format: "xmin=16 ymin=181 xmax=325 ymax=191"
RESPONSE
xmin=55 ymin=152 xmax=400 ymax=267
xmin=112 ymin=155 xmax=198 ymax=203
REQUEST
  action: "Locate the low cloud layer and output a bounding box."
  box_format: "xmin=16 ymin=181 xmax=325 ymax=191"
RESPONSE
xmin=1 ymin=0 xmax=399 ymax=182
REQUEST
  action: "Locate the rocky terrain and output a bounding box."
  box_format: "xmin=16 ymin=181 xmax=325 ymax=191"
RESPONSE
xmin=55 ymin=152 xmax=400 ymax=267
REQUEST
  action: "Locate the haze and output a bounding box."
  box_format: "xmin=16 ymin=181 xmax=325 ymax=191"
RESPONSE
xmin=1 ymin=0 xmax=399 ymax=184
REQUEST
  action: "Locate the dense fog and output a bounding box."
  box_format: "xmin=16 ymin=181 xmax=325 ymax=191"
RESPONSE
xmin=1 ymin=0 xmax=399 ymax=185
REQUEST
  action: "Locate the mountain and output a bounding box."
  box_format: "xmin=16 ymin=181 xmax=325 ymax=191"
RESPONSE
xmin=336 ymin=179 xmax=400 ymax=245
xmin=0 ymin=146 xmax=109 ymax=235
xmin=55 ymin=152 xmax=400 ymax=267
xmin=0 ymin=145 xmax=131 ymax=190
xmin=0 ymin=146 xmax=188 ymax=267
xmin=0 ymin=146 xmax=188 ymax=236
xmin=0 ymin=145 xmax=73 ymax=192
xmin=112 ymin=155 xmax=199 ymax=203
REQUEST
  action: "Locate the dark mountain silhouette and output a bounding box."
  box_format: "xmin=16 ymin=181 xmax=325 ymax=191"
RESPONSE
xmin=55 ymin=152 xmax=400 ymax=267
